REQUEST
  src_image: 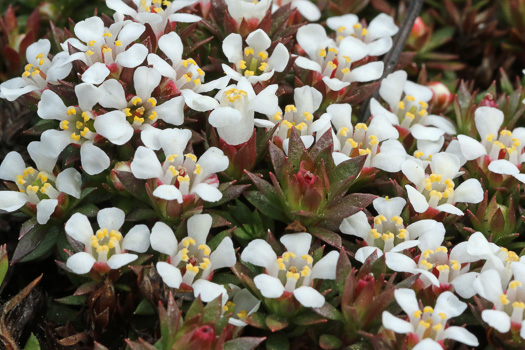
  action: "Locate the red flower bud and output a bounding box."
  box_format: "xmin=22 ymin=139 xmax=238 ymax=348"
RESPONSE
xmin=480 ymin=93 xmax=498 ymax=108
xmin=427 ymin=82 xmax=454 ymax=112
xmin=190 ymin=325 xmax=215 ymax=349
xmin=410 ymin=17 xmax=427 ymax=39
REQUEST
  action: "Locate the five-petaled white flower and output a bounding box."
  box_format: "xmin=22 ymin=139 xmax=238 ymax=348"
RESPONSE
xmin=0 ymin=39 xmax=72 ymax=101
xmin=225 ymin=0 xmax=271 ymax=25
xmin=0 ymin=146 xmax=81 ymax=224
xmin=65 ymin=207 xmax=151 ymax=274
xmin=222 ymin=29 xmax=289 ymax=84
xmin=295 ymin=24 xmax=384 ymax=91
xmin=241 ymin=232 xmax=339 ymax=308
xmin=402 ymin=152 xmax=483 ymax=215
xmin=382 ymin=289 xmax=479 ymax=349
xmin=130 ymin=128 xmax=229 ymax=203
xmin=152 ymin=214 xmax=236 ymax=288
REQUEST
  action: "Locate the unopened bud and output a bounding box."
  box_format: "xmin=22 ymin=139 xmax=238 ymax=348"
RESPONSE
xmin=428 ymin=82 xmax=454 ymax=112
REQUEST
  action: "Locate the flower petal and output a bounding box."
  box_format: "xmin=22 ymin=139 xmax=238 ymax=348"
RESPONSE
xmin=107 ymin=253 xmax=138 ymax=269
xmin=122 ymin=224 xmax=150 ymax=253
xmin=153 ymin=185 xmax=183 ymax=203
xmin=94 ymin=111 xmax=134 ymax=145
xmin=293 ymin=286 xmax=325 ymax=307
xmin=482 ymin=309 xmax=511 ymax=333
xmin=382 ymin=311 xmax=413 ymax=334
xmin=67 ymin=252 xmax=96 ymax=274
xmin=191 ymin=183 xmax=222 ymax=202
xmin=130 ymin=146 xmax=163 ymax=179
xmin=241 ymin=239 xmax=277 ymax=269
xmin=65 ymin=213 xmax=93 ymax=245
xmin=36 ymin=199 xmax=58 ymax=224
xmin=156 ymin=262 xmax=182 ymax=288
xmin=97 ymin=207 xmax=125 ymax=231
xmin=280 ymin=232 xmax=312 ymax=257
xmin=150 ymin=222 xmax=178 ymax=256
xmin=454 ymin=178 xmax=483 ymax=204
xmin=311 ymin=251 xmax=339 ymax=279
xmin=442 ymin=326 xmax=479 ymax=347
xmin=0 ymin=191 xmax=28 ymax=212
xmin=210 ymin=237 xmax=236 ymax=270
xmin=116 ymin=44 xmax=148 ymax=68
xmin=80 ymin=142 xmax=110 ymax=175
xmin=193 ymin=279 xmax=228 ymax=304
xmin=187 ymin=213 xmax=212 ymax=245
xmin=254 ymin=274 xmax=284 ymax=298
xmin=0 ymin=151 xmax=26 ymax=182
xmin=81 ymin=62 xmax=110 ymax=84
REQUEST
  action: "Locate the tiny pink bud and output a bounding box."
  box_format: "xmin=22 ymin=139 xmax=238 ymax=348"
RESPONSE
xmin=480 ymin=93 xmax=498 ymax=108
xmin=410 ymin=17 xmax=427 ymax=39
xmin=191 ymin=325 xmax=215 ymax=349
xmin=428 ymin=82 xmax=454 ymax=112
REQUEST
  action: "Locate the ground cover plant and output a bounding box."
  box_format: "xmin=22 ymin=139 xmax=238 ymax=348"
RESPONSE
xmin=2 ymin=0 xmax=525 ymax=349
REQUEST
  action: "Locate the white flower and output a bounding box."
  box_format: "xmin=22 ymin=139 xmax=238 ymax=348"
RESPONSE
xmin=152 ymin=214 xmax=236 ymax=288
xmin=474 ymin=263 xmax=525 ymax=338
xmin=37 ymin=88 xmax=112 ymax=175
xmin=255 ymin=86 xmax=322 ymax=151
xmin=241 ymin=232 xmax=339 ymax=308
xmin=372 ymin=71 xmax=456 ymax=141
xmin=0 ymin=146 xmax=81 ymax=224
xmin=107 ymin=0 xmax=201 ymax=35
xmin=308 ymin=103 xmax=402 ymax=170
xmin=62 ymin=17 xmax=148 ymax=70
xmin=207 ymin=78 xmax=279 ymax=145
xmin=327 ymin=13 xmax=399 ymax=56
xmin=451 ymin=107 xmax=525 ymax=183
xmin=402 ymin=152 xmax=484 ymax=215
xmin=382 ymin=289 xmax=478 ymax=348
xmin=340 ymin=196 xmax=444 ymax=287
xmin=0 ymin=39 xmax=72 ymax=101
xmin=271 ymin=0 xmax=320 ymax=21
xmin=65 ymin=208 xmax=150 ymax=274
xmin=96 ymin=67 xmax=186 ymax=150
xmin=295 ymin=24 xmax=384 ymax=91
xmin=222 ymin=29 xmax=289 ymax=84
xmin=130 ymin=129 xmax=229 ymax=203
xmin=225 ymin=0 xmax=271 ymax=24
xmin=225 ymin=286 xmax=261 ymax=327
xmin=148 ymin=31 xmax=230 ymax=100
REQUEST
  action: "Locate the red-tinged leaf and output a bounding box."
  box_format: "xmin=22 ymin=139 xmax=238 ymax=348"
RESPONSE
xmin=223 ymin=337 xmax=266 ymax=350
xmin=328 ymin=156 xmax=366 ymax=197
xmin=343 ymin=81 xmax=381 ymax=105
xmin=322 ymin=193 xmax=376 ymax=228
xmin=336 ymin=248 xmax=352 ymax=293
xmin=308 ymin=227 xmax=342 ymax=248
xmin=19 ymin=218 xmax=38 ymax=240
xmin=114 ymin=170 xmax=148 ymax=201
xmin=244 ymin=312 xmax=268 ymax=329
xmin=12 ymin=224 xmax=47 ymax=263
xmin=4 ymin=6 xmax=17 ymax=33
xmin=244 ymin=171 xmax=281 ymax=205
xmin=269 ymin=142 xmax=286 ymax=180
xmin=293 ymin=312 xmax=327 ymax=326
xmin=314 ymin=302 xmax=342 ymax=321
xmin=26 ymin=9 xmax=41 ymax=38
xmin=125 ymin=339 xmax=157 ymax=350
xmin=205 ymin=182 xmax=251 ymax=208
xmin=2 ymin=46 xmax=20 ymax=72
xmin=74 ymin=282 xmax=98 ymax=295
xmin=310 ymin=129 xmax=333 ymax=161
xmin=319 ymin=334 xmax=343 ymax=350
xmin=265 ymin=314 xmax=289 ymax=332
xmin=287 ymin=127 xmax=306 ymax=169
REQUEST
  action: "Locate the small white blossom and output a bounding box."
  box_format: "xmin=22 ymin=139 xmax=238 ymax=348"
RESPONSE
xmin=222 ymin=29 xmax=289 ymax=84
xmin=271 ymin=0 xmax=320 ymax=21
xmin=225 ymin=286 xmax=261 ymax=327
xmin=153 ymin=214 xmax=236 ymax=288
xmin=0 ymin=146 xmax=81 ymax=224
xmin=241 ymin=232 xmax=339 ymax=308
xmin=65 ymin=208 xmax=150 ymax=274
xmin=402 ymin=152 xmax=483 ymax=215
xmin=327 ymin=13 xmax=398 ymax=56
xmin=130 ymin=128 xmax=229 ymax=203
xmin=382 ymin=289 xmax=479 ymax=348
xmin=225 ymin=0 xmax=271 ymax=25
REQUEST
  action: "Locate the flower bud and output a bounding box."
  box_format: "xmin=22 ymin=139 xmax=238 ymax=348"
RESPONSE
xmin=110 ymin=162 xmax=132 ymax=192
xmin=410 ymin=17 xmax=427 ymax=39
xmin=428 ymin=82 xmax=454 ymax=112
xmin=189 ymin=325 xmax=215 ymax=349
xmin=480 ymin=93 xmax=498 ymax=108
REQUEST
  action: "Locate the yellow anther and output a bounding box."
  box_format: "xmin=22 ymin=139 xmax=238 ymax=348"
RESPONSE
xmin=513 ymin=301 xmax=525 ymax=309
xmin=338 ymin=127 xmax=350 ymax=137
xmin=185 ymin=153 xmax=197 ymax=162
xmin=327 ymin=61 xmax=337 ymax=69
xmin=276 ymin=258 xmax=285 ymax=270
xmin=103 ymin=31 xmax=112 ymax=37
xmin=500 ymin=294 xmax=510 ymax=305
xmin=114 ymin=40 xmax=122 ymax=46
xmin=413 ymin=310 xmax=422 ymax=318
xmin=422 ymin=249 xmax=434 ymax=258
xmin=419 ymin=320 xmax=430 ymax=329
xmin=346 ymin=138 xmax=358 ymax=148
xmin=301 ymin=254 xmax=313 ymax=264
xmin=337 ymin=26 xmax=346 ymax=33
xmin=368 ymin=135 xmax=378 ymax=146
xmin=196 ymin=68 xmax=205 ymax=76
xmin=436 ymin=264 xmax=450 ymax=272
xmin=182 ymin=237 xmax=196 ymax=247
xmin=193 ymin=79 xmax=201 ymax=85
xmin=381 ymin=233 xmax=393 ymax=241
xmin=177 ymin=175 xmax=190 ymax=183
xmin=110 ymin=230 xmax=122 ymax=240
xmin=300 ymin=265 xmax=310 ymax=277
xmin=419 ymin=101 xmax=428 ymax=109
xmin=148 ymin=111 xmax=158 ymax=120
xmin=134 ymin=116 xmax=144 ymax=124
xmin=328 ymin=47 xmax=338 ymax=54
xmin=80 ymin=127 xmax=89 ymax=137
xmin=398 ymin=101 xmax=405 ymax=110
xmin=319 ymin=49 xmax=326 ymax=57
xmin=237 ymin=310 xmax=248 ymax=320
xmin=199 ymin=258 xmax=210 ymax=269
xmin=355 ymin=123 xmax=368 ymax=131
xmin=70 ymin=133 xmax=81 ymax=142
xmin=429 ymin=190 xmax=443 ymax=200
xmin=512 ymin=138 xmax=520 ymax=147
xmin=486 ymin=133 xmax=495 ymax=142
xmin=37 ymin=172 xmax=48 ymax=183
xmin=16 ymin=176 xmax=26 ymax=185
xmin=273 ymin=111 xmax=282 ymax=121
xmin=286 ymin=271 xmax=300 ymax=280
xmin=102 ymin=47 xmax=112 ymax=53
xmin=40 ymin=183 xmax=51 ymax=194
xmin=420 ymin=259 xmax=433 ymax=270
xmin=67 ymin=107 xmax=77 ymax=116
xmin=23 ymin=71 xmax=31 ymax=77
xmin=258 ymin=51 xmax=268 ymax=60
xmin=198 ymin=244 xmax=211 ymax=256
xmin=88 ymin=40 xmax=96 ymax=46
xmin=510 ymin=280 xmax=523 ymax=289
xmin=186 ymin=264 xmax=199 ymax=273
xmin=146 ymin=98 xmax=157 ymax=107
xmin=181 ymin=248 xmax=189 ymax=261
xmin=31 ymin=70 xmax=40 ymax=77
xmin=444 ymin=178 xmax=454 ymax=188
xmin=25 ymin=64 xmax=33 ymax=71
xmin=405 ymin=95 xmax=415 ymax=102
xmin=244 ymin=70 xmax=254 ymax=77
xmin=39 ymin=59 xmax=44 ymax=65
xmin=391 ymin=216 xmax=403 ymax=226
xmin=433 ymin=323 xmax=443 ymax=331
xmin=295 ymin=122 xmax=307 ymax=131
xmin=285 ymin=105 xmax=297 ymax=113
xmin=405 ymin=112 xmax=415 ymax=120
xmin=374 ymin=215 xmax=387 ymax=225
xmin=397 ymin=229 xmax=407 ymax=240
xmin=414 ymin=151 xmax=424 ymax=159
xmin=353 ymin=23 xmax=362 ymax=29
xmin=282 ymin=252 xmax=296 ymax=261
xmin=166 ymin=154 xmax=179 ymax=162
xmin=361 ymin=28 xmax=368 ymax=36
xmin=500 ymin=130 xmax=513 ymax=137
xmin=244 ymin=47 xmax=254 ymax=56
xmin=418 ymin=109 xmax=427 ymax=116
xmin=370 ymin=229 xmax=381 ymax=239
xmin=423 ymin=306 xmax=433 ymax=313
xmin=341 ymin=67 xmax=350 ymax=74
xmin=442 ymin=188 xmax=454 ymax=199
xmin=96 ymin=245 xmax=109 ymax=253
xmin=429 ymin=174 xmax=442 ymax=182
xmin=238 ymin=60 xmax=246 ymax=69
xmin=187 ymin=58 xmax=197 ymax=66
xmin=132 ymin=97 xmax=142 ymax=106
xmin=435 ymin=246 xmax=448 ymax=253
xmin=60 ymin=120 xmax=69 ymax=130
xmin=81 ymin=112 xmax=90 ymax=122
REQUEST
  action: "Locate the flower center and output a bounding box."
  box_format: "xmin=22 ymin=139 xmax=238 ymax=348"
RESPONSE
xmin=417 ymin=246 xmax=462 ymax=284
xmin=171 ymin=236 xmax=213 ymax=285
xmin=335 ymin=23 xmax=368 ymax=44
xmin=485 ymin=129 xmax=523 ymax=164
xmin=22 ymin=63 xmax=47 ymax=88
xmin=89 ymin=228 xmax=123 ymax=262
xmin=274 ymin=252 xmax=314 ymax=292
xmin=421 ymin=173 xmax=455 ymax=207
xmin=237 ymin=46 xmax=270 ymax=77
xmin=60 ymin=108 xmax=94 ymax=142
xmin=123 ymin=97 xmax=158 ymax=127
xmin=315 ymin=47 xmax=354 ymax=83
xmin=16 ymin=167 xmax=59 ymax=203
xmin=395 ymin=96 xmax=428 ymax=128
xmin=338 ymin=123 xmax=379 ymax=161
xmin=411 ymin=306 xmax=447 ymax=341
xmin=367 ymin=214 xmax=407 ymax=252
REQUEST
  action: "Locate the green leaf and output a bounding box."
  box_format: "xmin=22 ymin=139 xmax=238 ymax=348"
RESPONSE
xmin=265 ymin=333 xmax=289 ymax=350
xmin=12 ymin=223 xmax=48 ymax=263
xmin=24 ymin=333 xmax=40 ymax=350
xmin=314 ymin=302 xmax=342 ymax=322
xmin=265 ymin=314 xmax=289 ymax=332
xmin=292 ymin=311 xmax=327 ymax=325
xmin=134 ymin=299 xmax=156 ymax=315
xmin=244 ymin=191 xmax=287 ymax=222
xmin=328 ymin=156 xmax=366 ymax=199
xmin=319 ymin=334 xmax=342 ymax=350
xmin=0 ymin=246 xmax=8 ymax=287
xmin=55 ymin=295 xmax=87 ymax=306
xmin=223 ymin=337 xmax=266 ymax=350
